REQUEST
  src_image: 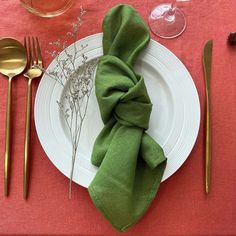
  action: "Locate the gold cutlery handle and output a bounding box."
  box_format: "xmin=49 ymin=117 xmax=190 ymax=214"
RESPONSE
xmin=4 ymin=78 xmax=13 ymax=196
xmin=205 ymin=91 xmax=211 ymax=193
xmin=24 ymin=79 xmax=32 ymax=199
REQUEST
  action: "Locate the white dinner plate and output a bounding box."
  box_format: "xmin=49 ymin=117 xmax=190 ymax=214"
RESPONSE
xmin=35 ymin=33 xmax=200 ymax=188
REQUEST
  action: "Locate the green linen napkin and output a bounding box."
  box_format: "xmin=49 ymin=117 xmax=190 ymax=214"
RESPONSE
xmin=88 ymin=4 xmax=167 ymax=231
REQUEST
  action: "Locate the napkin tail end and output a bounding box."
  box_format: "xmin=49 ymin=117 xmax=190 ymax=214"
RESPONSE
xmin=88 ymin=186 xmax=125 ymax=232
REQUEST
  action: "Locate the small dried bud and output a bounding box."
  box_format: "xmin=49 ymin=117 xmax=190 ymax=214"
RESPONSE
xmin=228 ymin=32 xmax=236 ymax=45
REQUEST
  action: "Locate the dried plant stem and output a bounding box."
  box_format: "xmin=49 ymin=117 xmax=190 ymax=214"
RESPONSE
xmin=41 ymin=7 xmax=98 ymax=197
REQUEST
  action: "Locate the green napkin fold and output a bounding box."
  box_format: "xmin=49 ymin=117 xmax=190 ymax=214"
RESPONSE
xmin=88 ymin=4 xmax=167 ymax=231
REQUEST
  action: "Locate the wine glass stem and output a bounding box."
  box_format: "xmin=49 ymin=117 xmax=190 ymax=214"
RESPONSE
xmin=170 ymin=0 xmax=177 ymax=15
xmin=171 ymin=0 xmax=176 ymax=9
xmin=165 ymin=0 xmax=176 ymax=21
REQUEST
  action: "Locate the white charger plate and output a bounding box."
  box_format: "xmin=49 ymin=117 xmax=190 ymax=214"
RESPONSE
xmin=35 ymin=33 xmax=200 ymax=188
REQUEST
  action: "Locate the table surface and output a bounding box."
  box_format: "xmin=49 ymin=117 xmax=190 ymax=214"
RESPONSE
xmin=0 ymin=0 xmax=235 ymax=235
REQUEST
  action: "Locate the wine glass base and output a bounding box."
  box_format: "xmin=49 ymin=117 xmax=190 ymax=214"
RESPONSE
xmin=148 ymin=3 xmax=187 ymax=39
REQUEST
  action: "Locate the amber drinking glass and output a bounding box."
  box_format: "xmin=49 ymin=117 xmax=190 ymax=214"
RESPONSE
xmin=20 ymin=0 xmax=74 ymax=17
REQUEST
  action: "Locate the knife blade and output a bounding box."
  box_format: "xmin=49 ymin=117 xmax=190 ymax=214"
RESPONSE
xmin=203 ymin=40 xmax=213 ymax=194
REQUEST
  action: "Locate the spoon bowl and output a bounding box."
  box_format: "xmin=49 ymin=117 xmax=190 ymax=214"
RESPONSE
xmin=0 ymin=38 xmax=27 ymax=78
xmin=0 ymin=38 xmax=27 ymax=196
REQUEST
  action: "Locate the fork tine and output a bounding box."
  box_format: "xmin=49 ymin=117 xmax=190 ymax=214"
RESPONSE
xmin=32 ymin=37 xmax=37 ymax=65
xmin=36 ymin=37 xmax=43 ymax=67
xmin=24 ymin=37 xmax=28 ymax=68
xmin=24 ymin=36 xmax=27 ymax=53
xmin=28 ymin=37 xmax=33 ymax=67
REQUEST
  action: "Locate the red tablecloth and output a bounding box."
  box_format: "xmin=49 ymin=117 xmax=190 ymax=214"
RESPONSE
xmin=0 ymin=1 xmax=235 ymax=235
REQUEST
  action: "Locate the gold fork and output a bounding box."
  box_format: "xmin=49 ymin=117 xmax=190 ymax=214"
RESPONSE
xmin=23 ymin=37 xmax=43 ymax=199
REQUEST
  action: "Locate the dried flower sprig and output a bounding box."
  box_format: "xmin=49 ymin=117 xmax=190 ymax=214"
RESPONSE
xmin=54 ymin=58 xmax=97 ymax=198
xmin=39 ymin=6 xmax=98 ymax=197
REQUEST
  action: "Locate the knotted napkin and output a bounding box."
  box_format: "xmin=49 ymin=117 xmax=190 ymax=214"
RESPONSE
xmin=88 ymin=4 xmax=167 ymax=231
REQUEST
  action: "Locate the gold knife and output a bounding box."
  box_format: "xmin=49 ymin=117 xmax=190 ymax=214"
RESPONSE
xmin=203 ymin=40 xmax=213 ymax=194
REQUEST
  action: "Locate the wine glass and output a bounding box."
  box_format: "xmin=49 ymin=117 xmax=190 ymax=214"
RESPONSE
xmin=148 ymin=0 xmax=188 ymax=39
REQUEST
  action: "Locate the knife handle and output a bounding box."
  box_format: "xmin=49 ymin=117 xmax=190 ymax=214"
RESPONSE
xmin=205 ymin=90 xmax=211 ymax=194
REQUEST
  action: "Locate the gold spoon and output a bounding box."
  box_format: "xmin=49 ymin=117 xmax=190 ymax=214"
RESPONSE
xmin=0 ymin=38 xmax=27 ymax=196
